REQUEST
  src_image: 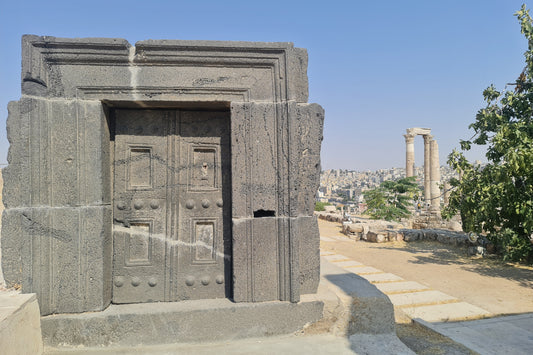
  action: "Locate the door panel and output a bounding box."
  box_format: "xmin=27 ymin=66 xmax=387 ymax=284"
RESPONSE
xmin=112 ymin=109 xmax=231 ymax=304
xmin=176 ymin=111 xmax=231 ymax=300
xmin=112 ymin=110 xmax=171 ymax=303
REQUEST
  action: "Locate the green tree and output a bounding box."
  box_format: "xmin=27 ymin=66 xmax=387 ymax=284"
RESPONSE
xmin=314 ymin=201 xmax=331 ymax=211
xmin=442 ymin=5 xmax=533 ymax=263
xmin=363 ymin=177 xmax=419 ymax=222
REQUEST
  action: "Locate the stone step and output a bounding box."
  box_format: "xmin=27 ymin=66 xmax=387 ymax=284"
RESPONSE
xmin=323 ymin=254 xmax=349 ymax=262
xmin=375 ymin=281 xmax=430 ymax=295
xmin=349 ymin=266 xmax=384 ymax=275
xmin=388 ymin=290 xmax=459 ymax=307
xmin=334 ymin=260 xmax=365 ymax=268
xmin=401 ymin=302 xmax=491 ymax=322
xmin=359 ymin=273 xmax=405 ymax=284
xmin=41 ymin=298 xmax=323 ymax=348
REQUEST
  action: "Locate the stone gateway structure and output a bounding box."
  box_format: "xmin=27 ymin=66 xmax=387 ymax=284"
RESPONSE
xmin=2 ymin=36 xmax=324 ymax=318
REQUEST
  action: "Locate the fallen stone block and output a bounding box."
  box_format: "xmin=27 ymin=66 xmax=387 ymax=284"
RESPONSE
xmin=366 ymin=231 xmax=388 ymax=243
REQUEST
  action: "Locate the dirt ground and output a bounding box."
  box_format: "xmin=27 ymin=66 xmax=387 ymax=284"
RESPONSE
xmin=319 ymin=218 xmax=533 ymax=316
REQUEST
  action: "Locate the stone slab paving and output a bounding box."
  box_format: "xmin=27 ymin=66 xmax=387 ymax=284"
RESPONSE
xmin=323 ymin=254 xmax=351 ymax=262
xmin=417 ymin=313 xmax=533 ymax=355
xmin=334 ymin=260 xmax=365 ymax=268
xmin=348 ymin=266 xmax=383 ymax=275
xmin=320 ymin=251 xmax=492 ymax=323
xmin=358 ymin=273 xmax=405 ymax=283
xmin=44 ymin=333 xmax=415 ymax=355
xmin=388 ymin=290 xmax=459 ymax=307
xmin=401 ymin=302 xmax=491 ymax=322
xmin=374 ymin=281 xmax=430 ymax=294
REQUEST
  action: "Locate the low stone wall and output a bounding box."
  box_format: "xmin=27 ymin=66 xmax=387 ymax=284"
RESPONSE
xmin=400 ymin=229 xmax=469 ymax=246
xmin=315 ymin=211 xmax=344 ymax=223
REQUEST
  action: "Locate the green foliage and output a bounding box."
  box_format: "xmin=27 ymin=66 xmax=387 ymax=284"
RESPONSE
xmin=443 ymin=5 xmax=533 ymax=263
xmin=314 ymin=201 xmax=331 ymax=211
xmin=363 ymin=177 xmax=419 ymax=222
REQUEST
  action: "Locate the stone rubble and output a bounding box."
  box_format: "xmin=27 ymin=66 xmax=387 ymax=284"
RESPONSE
xmin=315 ymin=211 xmax=493 ymax=256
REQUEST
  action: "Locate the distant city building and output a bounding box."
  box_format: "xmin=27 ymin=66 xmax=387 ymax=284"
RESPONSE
xmin=319 ymin=166 xmax=459 ymax=208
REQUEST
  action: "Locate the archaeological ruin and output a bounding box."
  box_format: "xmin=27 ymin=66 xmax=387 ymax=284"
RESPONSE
xmin=1 ymin=35 xmax=325 ymax=345
xmin=403 ymin=127 xmax=441 ymax=209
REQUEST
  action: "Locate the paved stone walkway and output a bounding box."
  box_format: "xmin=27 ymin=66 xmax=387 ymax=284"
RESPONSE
xmin=319 ymin=243 xmax=492 ymax=323
xmin=320 ymin=237 xmax=533 ymax=354
xmin=418 ymin=313 xmax=533 ymax=355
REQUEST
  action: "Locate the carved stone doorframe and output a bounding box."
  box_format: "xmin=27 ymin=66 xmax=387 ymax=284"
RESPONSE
xmin=2 ymin=36 xmax=324 ymax=315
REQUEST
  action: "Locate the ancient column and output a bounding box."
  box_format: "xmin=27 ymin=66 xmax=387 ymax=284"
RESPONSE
xmin=430 ymin=139 xmax=441 ymax=209
xmin=423 ymin=134 xmax=432 ymax=204
xmin=404 ymin=134 xmax=415 ymax=177
xmin=443 ymin=181 xmax=451 ymax=205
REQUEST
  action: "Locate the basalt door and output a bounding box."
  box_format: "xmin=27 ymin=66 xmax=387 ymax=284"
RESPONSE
xmin=112 ymin=109 xmax=231 ymax=304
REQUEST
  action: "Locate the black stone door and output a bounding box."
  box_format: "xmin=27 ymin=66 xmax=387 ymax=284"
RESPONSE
xmin=112 ymin=109 xmax=231 ymax=303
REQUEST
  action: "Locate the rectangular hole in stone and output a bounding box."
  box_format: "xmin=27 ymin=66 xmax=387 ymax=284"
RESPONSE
xmin=253 ymin=210 xmax=275 ymax=218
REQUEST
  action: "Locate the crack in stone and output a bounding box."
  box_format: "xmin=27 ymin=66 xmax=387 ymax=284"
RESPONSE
xmin=113 ymin=224 xmax=231 ymax=260
xmin=21 ymin=213 xmax=73 ymax=243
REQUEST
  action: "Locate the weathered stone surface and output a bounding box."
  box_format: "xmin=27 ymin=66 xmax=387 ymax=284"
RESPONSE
xmin=366 ymin=231 xmax=387 ymax=243
xmin=2 ymin=36 xmax=324 ymax=315
xmin=0 ymin=292 xmax=43 ymax=354
xmin=294 ymin=216 xmax=320 ymax=295
xmin=289 ymin=102 xmax=325 ymax=217
xmin=41 ymin=298 xmax=323 ymax=348
xmin=2 ymin=206 xmax=112 ymax=315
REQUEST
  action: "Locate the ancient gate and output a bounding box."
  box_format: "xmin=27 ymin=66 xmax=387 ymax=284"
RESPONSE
xmin=112 ymin=109 xmax=231 ymax=303
xmin=2 ymin=36 xmax=324 ymax=315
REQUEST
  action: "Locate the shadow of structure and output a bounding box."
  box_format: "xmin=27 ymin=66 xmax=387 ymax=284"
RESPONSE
xmin=319 ymin=260 xmax=402 ymax=353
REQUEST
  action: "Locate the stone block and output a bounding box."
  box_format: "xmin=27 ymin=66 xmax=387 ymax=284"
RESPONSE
xmin=294 ymin=216 xmax=320 ymax=295
xmin=287 ymin=47 xmax=310 ymax=103
xmin=41 ymin=298 xmax=323 ymax=348
xmin=288 ymin=102 xmax=325 ymax=217
xmin=0 ymin=292 xmax=43 ymax=354
xmin=232 ymin=217 xmax=281 ymax=302
xmin=2 ymin=206 xmax=112 ymax=315
xmin=366 ymin=231 xmax=387 ymax=243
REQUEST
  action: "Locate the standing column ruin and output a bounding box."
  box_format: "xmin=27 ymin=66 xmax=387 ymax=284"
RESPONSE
xmin=404 ymin=128 xmax=440 ymax=209
xmin=430 ymin=139 xmax=441 ymax=209
xmin=404 ymin=134 xmax=415 ymax=177
xmin=423 ymin=134 xmax=432 ymax=205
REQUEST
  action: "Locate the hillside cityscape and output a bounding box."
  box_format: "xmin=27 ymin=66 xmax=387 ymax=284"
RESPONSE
xmin=318 ymin=164 xmax=470 ymax=213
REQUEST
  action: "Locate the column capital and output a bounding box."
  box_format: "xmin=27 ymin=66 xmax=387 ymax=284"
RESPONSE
xmin=403 ymin=134 xmax=415 ymax=144
xmin=422 ymin=134 xmax=433 ymax=143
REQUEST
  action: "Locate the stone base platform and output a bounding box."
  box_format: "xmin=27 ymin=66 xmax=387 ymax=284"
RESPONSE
xmin=0 ymin=291 xmax=43 ymax=354
xmin=41 ymin=298 xmax=323 ymax=348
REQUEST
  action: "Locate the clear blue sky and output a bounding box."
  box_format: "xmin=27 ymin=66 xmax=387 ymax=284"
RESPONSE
xmin=0 ymin=1 xmax=529 ymax=170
